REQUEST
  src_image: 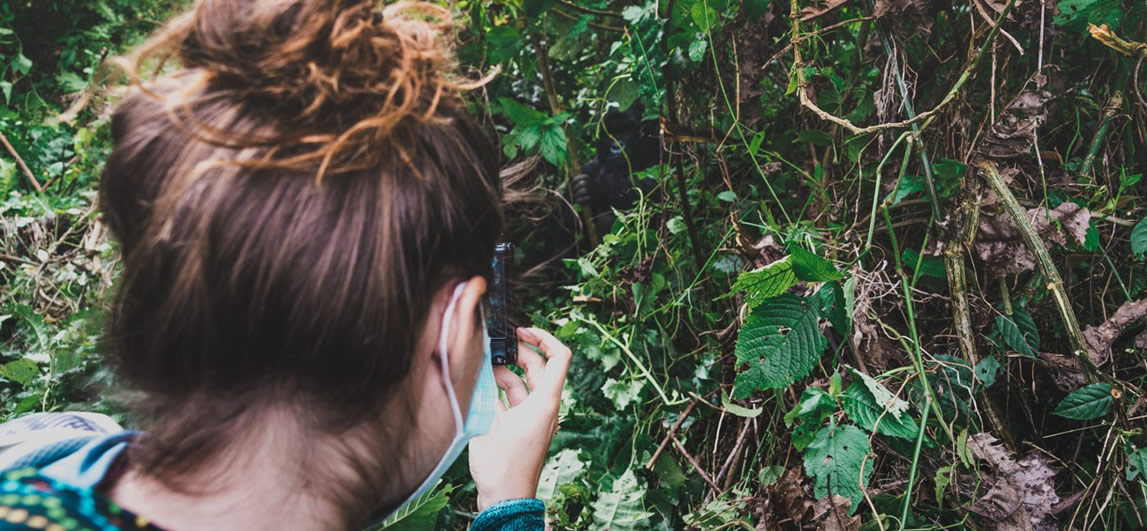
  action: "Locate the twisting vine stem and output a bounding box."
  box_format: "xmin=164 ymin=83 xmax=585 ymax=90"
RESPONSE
xmin=977 ymin=160 xmax=1095 ymax=380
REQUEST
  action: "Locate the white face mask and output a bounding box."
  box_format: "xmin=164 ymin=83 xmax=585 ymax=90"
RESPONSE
xmin=369 ymin=281 xmax=499 ymax=527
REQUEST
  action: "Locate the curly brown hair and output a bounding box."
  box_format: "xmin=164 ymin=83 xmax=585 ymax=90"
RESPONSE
xmin=98 ymin=0 xmax=501 ymax=520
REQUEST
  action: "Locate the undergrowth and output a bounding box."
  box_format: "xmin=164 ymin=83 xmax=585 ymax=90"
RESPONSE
xmin=3 ymin=0 xmax=1147 ymax=529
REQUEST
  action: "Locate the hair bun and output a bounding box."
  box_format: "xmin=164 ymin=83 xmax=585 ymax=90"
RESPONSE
xmin=124 ymin=0 xmax=485 ymax=177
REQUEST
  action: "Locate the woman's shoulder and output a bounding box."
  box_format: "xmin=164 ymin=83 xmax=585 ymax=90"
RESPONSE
xmin=0 ymin=467 xmax=161 ymax=531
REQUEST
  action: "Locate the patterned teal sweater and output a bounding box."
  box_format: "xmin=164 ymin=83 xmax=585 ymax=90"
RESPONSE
xmin=0 ymin=413 xmax=544 ymax=530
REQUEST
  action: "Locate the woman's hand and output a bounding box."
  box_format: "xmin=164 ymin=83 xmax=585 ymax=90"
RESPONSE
xmin=469 ymin=327 xmax=572 ymax=510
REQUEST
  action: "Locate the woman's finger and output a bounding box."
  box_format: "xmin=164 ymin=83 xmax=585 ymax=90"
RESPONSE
xmin=518 ymin=327 xmax=572 ymax=402
xmin=513 ymin=339 xmax=547 ymax=392
xmin=494 ymin=366 xmax=529 ymax=407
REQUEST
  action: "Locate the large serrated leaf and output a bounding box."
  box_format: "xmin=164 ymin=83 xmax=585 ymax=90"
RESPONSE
xmin=841 ymin=382 xmax=919 ymax=439
xmin=803 ymin=420 xmax=872 ymax=514
xmin=733 ymin=294 xmax=828 ymax=397
xmin=536 ymin=448 xmax=587 ymax=501
xmin=995 ymin=310 xmax=1039 ymax=356
xmin=591 ymin=469 xmax=653 ymax=530
xmin=789 ymin=245 xmax=844 ymax=282
xmin=1132 ymin=216 xmax=1147 ymax=258
xmin=1052 ymin=383 xmax=1113 ymax=420
xmin=727 ymin=257 xmax=797 ymax=309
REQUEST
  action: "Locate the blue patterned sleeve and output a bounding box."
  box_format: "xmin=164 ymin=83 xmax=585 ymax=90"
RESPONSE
xmin=470 ymin=498 xmax=545 ymax=530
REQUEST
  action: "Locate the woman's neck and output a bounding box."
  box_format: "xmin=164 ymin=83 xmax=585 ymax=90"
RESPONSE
xmin=108 ymin=412 xmax=386 ymax=530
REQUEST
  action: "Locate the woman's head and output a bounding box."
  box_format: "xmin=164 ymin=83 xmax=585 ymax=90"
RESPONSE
xmin=100 ymin=0 xmax=501 ymax=520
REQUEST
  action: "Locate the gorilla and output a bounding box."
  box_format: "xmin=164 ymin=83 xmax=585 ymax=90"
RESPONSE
xmin=571 ymin=101 xmax=661 ymax=236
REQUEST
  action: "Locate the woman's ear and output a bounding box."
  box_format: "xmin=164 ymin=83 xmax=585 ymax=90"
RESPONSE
xmin=443 ymin=276 xmax=487 ymax=399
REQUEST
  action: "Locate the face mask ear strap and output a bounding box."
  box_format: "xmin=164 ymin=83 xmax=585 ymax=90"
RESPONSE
xmin=438 ymin=282 xmax=468 ymax=433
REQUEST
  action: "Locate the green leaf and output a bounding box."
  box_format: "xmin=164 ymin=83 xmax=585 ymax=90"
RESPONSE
xmin=1131 ymin=217 xmax=1147 ymax=258
xmin=13 ymin=53 xmax=32 ymax=75
xmin=934 ymin=465 xmax=954 ymax=503
xmin=687 ymin=40 xmax=708 ymax=62
xmin=498 ymin=98 xmax=546 ymax=125
xmin=721 ymin=390 xmax=763 ymax=418
xmin=690 ymin=4 xmax=719 ymax=32
xmin=995 ymin=310 xmax=1040 ymax=356
xmin=376 ymin=481 xmax=454 ymax=530
xmin=523 ymin=0 xmax=557 ymax=17
xmin=956 ymin=428 xmax=973 ymax=468
xmin=759 ymin=465 xmax=784 ymax=487
xmin=793 ymin=129 xmax=835 ymax=148
xmin=56 ymin=71 xmax=87 ymax=93
xmin=803 ymin=420 xmax=872 ymax=514
xmin=1126 ymin=445 xmax=1147 ymax=481
xmin=848 ymin=367 xmax=909 ymax=420
xmin=887 ymin=174 xmax=925 ymax=205
xmin=841 ymin=382 xmax=919 ymax=439
xmin=975 ymin=356 xmax=1001 ymax=388
xmin=1 ymin=359 xmax=39 ymax=386
xmin=726 ymin=256 xmax=797 ymax=309
xmin=733 ymin=294 xmax=828 ymax=397
xmin=591 ymin=469 xmax=653 ymax=530
xmin=602 ymin=377 xmax=645 ymax=410
xmin=514 ymin=124 xmax=542 ymax=151
xmin=1053 ymin=383 xmax=1113 ymax=420
xmin=1054 ymin=0 xmax=1123 ymax=32
xmin=784 ymin=387 xmax=836 ymax=451
xmin=537 ymin=449 xmax=587 ymax=501
xmin=789 ymin=245 xmax=843 ymax=282
xmin=539 ymin=124 xmax=568 ymax=166
xmin=901 ymin=248 xmax=946 ymax=279
xmin=717 ymin=190 xmax=737 ymax=202
xmin=654 ymin=455 xmax=687 ymax=489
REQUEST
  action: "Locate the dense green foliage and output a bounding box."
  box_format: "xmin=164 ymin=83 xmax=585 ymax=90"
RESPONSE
xmin=4 ymin=0 xmax=1147 ymax=528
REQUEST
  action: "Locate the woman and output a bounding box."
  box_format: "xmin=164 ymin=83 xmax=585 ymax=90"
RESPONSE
xmin=0 ymin=0 xmax=569 ymax=529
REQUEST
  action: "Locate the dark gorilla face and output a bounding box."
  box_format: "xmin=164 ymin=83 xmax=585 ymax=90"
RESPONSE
xmin=592 ymin=101 xmax=660 ymax=192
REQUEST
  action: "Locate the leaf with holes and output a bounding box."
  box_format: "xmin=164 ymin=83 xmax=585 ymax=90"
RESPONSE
xmin=1126 ymin=445 xmax=1147 ymax=481
xmin=1132 ymin=217 xmax=1147 ymax=258
xmin=733 ymin=294 xmax=828 ymax=398
xmin=803 ymin=420 xmax=872 ymax=514
xmin=784 ymin=387 xmax=836 ymax=451
xmin=1053 ymin=383 xmax=1113 ymax=420
xmin=592 ymin=469 xmax=653 ymax=530
xmin=995 ymin=310 xmax=1039 ymax=356
xmin=726 ymin=257 xmax=797 ymax=310
xmin=975 ymin=356 xmax=1001 ymax=388
xmin=537 ymin=449 xmax=587 ymax=501
xmin=841 ymin=381 xmax=919 ymax=439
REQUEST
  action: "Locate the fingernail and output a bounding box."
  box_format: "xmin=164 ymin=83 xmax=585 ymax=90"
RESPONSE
xmin=517 ymin=327 xmax=537 ymax=340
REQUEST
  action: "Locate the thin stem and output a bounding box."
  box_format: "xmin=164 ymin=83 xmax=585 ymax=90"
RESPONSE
xmin=882 ymin=209 xmax=956 ymax=443
xmin=900 ymin=393 xmax=932 ymax=530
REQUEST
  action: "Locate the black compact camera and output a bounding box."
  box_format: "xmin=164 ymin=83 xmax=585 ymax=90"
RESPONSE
xmin=487 ymin=242 xmax=516 ymax=366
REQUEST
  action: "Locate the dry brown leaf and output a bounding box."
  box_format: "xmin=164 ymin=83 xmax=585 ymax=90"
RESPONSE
xmin=873 ymin=0 xmax=935 ymax=32
xmin=967 ymin=433 xmax=1061 ymax=531
xmin=1083 ymin=299 xmax=1147 ymax=367
xmin=975 ymin=203 xmax=1090 ymax=276
xmin=800 ymin=0 xmax=849 ymax=21
xmin=768 ymin=466 xmax=814 ymax=526
xmin=978 ymin=90 xmax=1053 ymax=160
xmin=810 ymin=495 xmax=860 ymax=531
